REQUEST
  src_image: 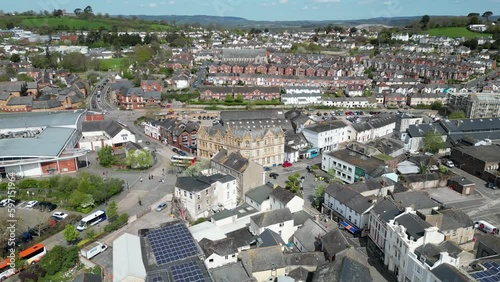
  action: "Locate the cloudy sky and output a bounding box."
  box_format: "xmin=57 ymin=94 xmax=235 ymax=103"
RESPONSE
xmin=5 ymin=0 xmax=498 ymax=21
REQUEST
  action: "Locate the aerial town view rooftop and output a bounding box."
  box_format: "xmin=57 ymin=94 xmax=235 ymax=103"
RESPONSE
xmin=0 ymin=1 xmax=500 ymax=282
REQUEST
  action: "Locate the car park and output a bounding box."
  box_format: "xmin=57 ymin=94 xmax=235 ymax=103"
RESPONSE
xmin=156 ymin=202 xmax=168 ymax=212
xmin=52 ymin=211 xmax=68 ymax=220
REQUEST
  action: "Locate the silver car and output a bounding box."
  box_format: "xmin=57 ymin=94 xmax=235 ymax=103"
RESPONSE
xmin=155 ymin=202 xmax=167 ymax=212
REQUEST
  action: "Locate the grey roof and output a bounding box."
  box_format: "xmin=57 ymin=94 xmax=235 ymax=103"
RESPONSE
xmin=430 ymin=263 xmax=471 ymax=282
xmin=225 ymin=228 xmax=256 ymax=250
xmin=0 ymin=91 xmax=11 ymax=100
xmin=394 ymin=213 xmax=432 ymax=240
xmin=81 ymin=120 xmax=126 ymax=137
xmin=293 ymin=219 xmax=327 ymax=252
xmin=255 ymin=229 xmax=285 ymax=248
xmin=473 ymin=232 xmax=500 ymax=254
xmin=245 ymin=183 xmax=273 ymax=204
xmin=222 ymin=48 xmax=266 ymax=59
xmin=303 ymin=121 xmax=347 ymax=133
xmin=407 ymin=123 xmax=447 ymax=138
xmin=143 ymin=90 xmax=161 ymax=99
xmin=371 ymin=198 xmax=403 ymax=223
xmin=414 ymin=243 xmax=457 ymax=267
xmin=6 ymin=96 xmax=32 ymax=106
xmin=365 ymin=138 xmax=405 ymax=156
xmin=325 ymin=149 xmax=387 ymax=178
xmin=32 ymin=99 xmax=62 ymax=109
xmin=284 ymin=252 xmax=326 ymax=267
xmin=240 ymin=246 xmax=286 ymax=273
xmin=211 ymin=149 xmax=250 ymax=173
xmin=404 ymin=173 xmax=440 ymax=183
xmin=125 ymin=87 xmax=145 ymax=97
xmin=209 ymin=262 xmax=255 ymax=282
xmin=312 ymin=254 xmax=372 ymax=282
xmin=0 ymin=127 xmax=76 ymax=158
xmin=0 ymin=110 xmax=85 ymax=130
xmin=250 ymin=208 xmax=293 ymax=228
xmin=452 ymin=145 xmax=500 ymax=163
xmin=438 ymin=241 xmax=464 ymax=258
xmin=175 ymin=173 xmax=235 ymax=192
xmin=392 ymin=191 xmax=439 ymax=210
xmin=287 ymin=267 xmax=314 ymax=282
xmin=320 ymin=228 xmax=351 ymax=256
xmin=293 ymin=210 xmax=311 ymax=226
xmin=199 ymin=238 xmax=237 ymax=257
xmin=270 ymin=186 xmax=296 ymax=205
xmin=439 ymin=209 xmax=474 ymax=231
xmin=325 ymin=183 xmax=373 ymax=214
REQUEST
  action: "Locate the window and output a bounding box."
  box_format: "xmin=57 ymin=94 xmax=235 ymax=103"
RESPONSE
xmin=225 ymin=255 xmax=228 ymax=259
xmin=232 ymin=254 xmax=236 ymax=258
xmin=184 ymin=191 xmax=187 ymax=197
xmin=206 ymin=190 xmax=209 ymax=195
xmin=197 ymin=204 xmax=201 ymax=210
xmin=197 ymin=194 xmax=200 ymax=200
xmin=279 ymin=223 xmax=284 ymax=227
xmin=209 ymin=258 xmax=214 ymax=262
xmin=189 ymin=193 xmax=192 ymax=199
xmin=227 ymin=191 xmax=230 ymax=199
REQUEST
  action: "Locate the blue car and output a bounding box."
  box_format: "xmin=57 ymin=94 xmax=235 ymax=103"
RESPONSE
xmin=264 ymin=167 xmax=272 ymax=171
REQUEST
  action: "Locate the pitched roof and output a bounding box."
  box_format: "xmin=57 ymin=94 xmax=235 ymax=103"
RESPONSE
xmin=325 ymin=184 xmax=373 ymax=214
xmin=371 ymin=197 xmax=402 ymax=223
xmin=245 ymin=183 xmax=273 ymax=204
xmin=392 ymin=191 xmax=439 ymax=210
xmin=430 ymin=263 xmax=471 ymax=282
xmin=287 ymin=267 xmax=314 ymax=282
xmin=293 ymin=219 xmax=327 ymax=252
xmin=303 ymin=121 xmax=347 ymax=133
xmin=240 ymin=246 xmax=286 ymax=273
xmin=255 ymin=229 xmax=285 ymax=248
xmin=284 ymin=252 xmax=326 ymax=267
xmin=250 ymin=208 xmax=293 ymax=228
xmin=312 ymin=252 xmax=372 ymax=282
xmin=320 ymin=228 xmax=351 ymax=256
xmin=175 ymin=173 xmax=235 ymax=193
xmin=199 ymin=238 xmax=237 ymax=257
xmin=81 ymin=120 xmax=126 ymax=137
xmin=439 ymin=209 xmax=474 ymax=231
xmin=211 ymin=149 xmax=250 ymax=173
xmin=270 ymin=186 xmax=296 ymax=205
xmin=225 ymin=228 xmax=256 ymax=250
xmin=394 ymin=213 xmax=432 ymax=240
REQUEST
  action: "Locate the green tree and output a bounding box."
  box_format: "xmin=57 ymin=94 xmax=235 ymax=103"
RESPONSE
xmin=430 ymin=101 xmax=443 ymax=110
xmin=10 ymin=53 xmax=20 ymax=63
xmin=182 ymin=159 xmax=210 ymax=176
xmin=60 ymin=52 xmax=88 ymax=72
xmin=463 ymin=38 xmax=479 ymax=50
xmin=286 ymin=173 xmax=302 ymax=195
xmin=97 ymin=145 xmax=115 ymax=167
xmin=420 ymin=15 xmax=430 ymax=28
xmin=234 ymin=94 xmax=244 ymax=103
xmin=313 ymin=184 xmax=325 ymax=209
xmin=62 ymin=224 xmax=79 ymax=244
xmin=224 ymin=94 xmax=234 ymax=102
xmin=423 ymin=131 xmax=445 ymax=154
xmin=125 ymin=149 xmax=154 ymax=168
xmin=106 ymin=201 xmax=118 ymax=221
xmin=448 ymin=111 xmax=465 ymax=120
xmin=482 ymin=11 xmax=493 ymax=22
xmin=16 ymin=74 xmax=34 ymax=82
xmin=132 ymin=45 xmax=154 ymax=67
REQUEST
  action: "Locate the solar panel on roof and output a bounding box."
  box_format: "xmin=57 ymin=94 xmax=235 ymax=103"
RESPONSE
xmin=146 ymin=224 xmax=200 ymax=265
xmin=171 ymin=261 xmax=206 ymax=282
xmin=151 ymin=276 xmax=164 ymax=282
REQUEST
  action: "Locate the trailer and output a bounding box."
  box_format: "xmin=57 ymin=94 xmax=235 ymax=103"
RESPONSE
xmin=80 ymin=242 xmax=108 ymax=260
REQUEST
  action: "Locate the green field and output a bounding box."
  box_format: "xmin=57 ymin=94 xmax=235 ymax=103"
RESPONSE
xmin=0 ymin=16 xmax=175 ymax=32
xmin=100 ymin=58 xmax=127 ymax=71
xmin=423 ymin=27 xmax=492 ymax=38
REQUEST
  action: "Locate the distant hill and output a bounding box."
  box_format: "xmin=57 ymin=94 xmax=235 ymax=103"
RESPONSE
xmin=131 ymin=14 xmax=422 ymax=28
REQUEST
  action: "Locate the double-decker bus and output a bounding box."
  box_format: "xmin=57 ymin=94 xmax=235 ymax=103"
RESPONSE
xmin=170 ymin=156 xmax=196 ymax=167
xmin=77 ymin=210 xmax=107 ymax=231
xmin=19 ymin=243 xmax=47 ymax=265
xmin=0 ymin=259 xmax=17 ymax=280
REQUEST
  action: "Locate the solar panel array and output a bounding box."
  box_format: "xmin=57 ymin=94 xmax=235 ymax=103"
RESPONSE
xmin=147 ymin=224 xmax=199 ymax=265
xmin=171 ymin=261 xmax=206 ymax=282
xmin=150 ymin=275 xmax=164 ymax=282
xmin=470 ymin=262 xmax=500 ymax=282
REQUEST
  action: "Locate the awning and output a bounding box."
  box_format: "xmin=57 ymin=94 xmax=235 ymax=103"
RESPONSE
xmin=340 ymin=221 xmax=358 ymax=234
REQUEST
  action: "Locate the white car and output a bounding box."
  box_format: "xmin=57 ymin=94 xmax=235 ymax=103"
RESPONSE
xmin=52 ymin=211 xmax=68 ymax=220
xmin=26 ymin=200 xmax=38 ymax=208
xmin=445 ymin=160 xmax=455 ymax=168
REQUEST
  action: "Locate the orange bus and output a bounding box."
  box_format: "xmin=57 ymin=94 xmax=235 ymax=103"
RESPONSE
xmin=0 ymin=258 xmax=17 ymax=281
xmin=19 ymin=244 xmax=47 ymax=265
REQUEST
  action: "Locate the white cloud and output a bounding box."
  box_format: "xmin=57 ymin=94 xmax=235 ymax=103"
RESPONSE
xmin=358 ymin=0 xmax=374 ymax=4
xmin=168 ymin=0 xmax=175 ymax=4
xmin=261 ymin=2 xmax=277 ymax=6
xmin=383 ymin=1 xmax=393 ymax=5
xmin=303 ymin=5 xmax=309 ymax=9
xmin=313 ymin=0 xmax=340 ymax=3
xmin=279 ymin=0 xmax=288 ymax=3
xmin=147 ymin=2 xmax=158 ymax=7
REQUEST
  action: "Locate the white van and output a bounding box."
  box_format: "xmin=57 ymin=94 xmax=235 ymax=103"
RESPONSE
xmin=475 ymin=220 xmax=499 ymax=234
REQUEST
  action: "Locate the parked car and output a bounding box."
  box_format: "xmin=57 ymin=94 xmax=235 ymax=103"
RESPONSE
xmin=269 ymin=173 xmax=279 ymax=179
xmin=487 ymin=182 xmax=498 ymax=190
xmin=52 ymin=211 xmax=68 ymax=220
xmin=444 ymin=160 xmax=455 ymax=168
xmin=37 ymin=202 xmax=57 ymax=212
xmin=264 ymin=167 xmax=272 ymax=171
xmin=26 ymin=200 xmax=39 ymax=208
xmin=0 ymin=199 xmax=20 ymax=207
xmin=156 ymin=202 xmax=168 ymax=212
xmin=283 ymin=161 xmax=292 ymax=168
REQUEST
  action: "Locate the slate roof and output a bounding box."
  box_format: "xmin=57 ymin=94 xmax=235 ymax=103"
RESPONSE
xmin=211 ymin=149 xmax=250 ymax=173
xmin=293 ymin=210 xmax=311 ymax=226
xmin=325 ymin=149 xmax=387 ymax=178
xmin=6 ymin=96 xmax=32 ymax=106
xmin=255 ymin=229 xmax=285 ymax=248
xmin=392 ymin=191 xmax=439 ymax=210
xmin=222 ymin=48 xmax=266 ymax=59
xmin=0 ymin=91 xmax=10 ymax=100
xmin=209 ymin=262 xmax=255 ymax=282
xmin=250 ymin=208 xmax=293 ymax=228
xmin=371 ymin=198 xmax=403 ymax=223
xmin=245 ymin=183 xmax=273 ymax=204
xmin=312 ymin=252 xmax=372 ymax=282
xmin=32 ymin=99 xmax=62 ymax=109
xmin=81 ymin=120 xmax=126 ymax=137
xmin=225 ymin=228 xmax=256 ymax=250
xmin=284 ymin=252 xmax=326 ymax=267
xmin=430 ymin=263 xmax=471 ymax=282
xmin=453 ymin=145 xmax=500 ymax=163
xmin=439 ymin=209 xmax=474 ymax=231
xmin=325 ymin=183 xmax=373 ymax=214
xmin=414 ymin=243 xmax=458 ymax=267
xmin=293 ymin=219 xmax=327 ymax=252
xmin=287 ymin=267 xmax=314 ymax=282
xmin=303 ymin=121 xmax=347 ymax=133
xmin=175 ymin=173 xmax=235 ymax=193
xmin=394 ymin=213 xmax=432 ymax=240
xmin=270 ymin=186 xmax=296 ymax=205
xmin=198 ymin=238 xmax=237 ymax=257
xmin=240 ymin=246 xmax=286 ymax=273
xmin=321 ymin=228 xmax=351 ymax=256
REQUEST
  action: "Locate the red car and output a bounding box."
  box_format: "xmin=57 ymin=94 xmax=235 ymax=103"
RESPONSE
xmin=283 ymin=161 xmax=292 ymax=168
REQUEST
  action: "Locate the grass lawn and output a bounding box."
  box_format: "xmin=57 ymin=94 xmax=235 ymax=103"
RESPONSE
xmin=423 ymin=27 xmax=492 ymax=38
xmin=100 ymin=58 xmax=126 ymax=71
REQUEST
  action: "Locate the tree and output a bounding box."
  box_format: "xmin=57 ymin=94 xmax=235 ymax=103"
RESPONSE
xmin=60 ymin=52 xmax=88 ymax=72
xmin=145 ymin=106 xmax=160 ymax=120
xmin=52 ymin=9 xmax=63 ymax=17
xmin=463 ymin=38 xmax=479 ymax=50
xmin=482 ymin=11 xmax=493 ymax=22
xmin=182 ymin=159 xmax=210 ymax=176
xmin=420 ymin=15 xmax=430 ymax=28
xmin=423 ymin=131 xmax=445 ymax=154
xmin=132 ymin=45 xmax=154 ymax=67
xmin=313 ymin=185 xmax=325 ymax=209
xmin=106 ymin=201 xmax=118 ymax=221
xmin=97 ymin=145 xmax=115 ymax=167
xmin=467 ymin=12 xmax=480 ymax=17
xmin=448 ymin=111 xmax=465 ymax=120
xmin=74 ymin=8 xmax=82 ymax=15
xmin=84 ymin=5 xmax=93 ymax=14
xmin=286 ymin=173 xmax=302 ymax=195
xmin=125 ymin=149 xmax=154 ymax=169
xmin=10 ymin=53 xmax=20 ymax=63
xmin=62 ymin=224 xmax=79 ymax=244
xmin=430 ymin=101 xmax=443 ymax=110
